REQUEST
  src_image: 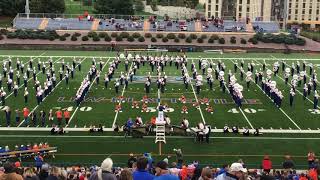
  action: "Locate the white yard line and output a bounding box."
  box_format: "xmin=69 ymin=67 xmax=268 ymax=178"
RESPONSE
xmin=2 ymin=132 xmax=320 ymax=137
xmin=67 ymin=58 xmax=110 ymax=127
xmin=209 ymin=58 xmax=253 ymax=129
xmin=18 ymin=57 xmax=87 ymax=127
xmin=1 ymin=55 xmax=320 ymax=61
xmin=230 ymin=59 xmax=301 ymax=130
xmin=112 ymin=61 xmax=134 ymax=128
xmin=183 ymin=61 xmax=206 ymax=124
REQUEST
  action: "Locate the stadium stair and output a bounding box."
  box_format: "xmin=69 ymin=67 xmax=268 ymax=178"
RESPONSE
xmin=195 ymin=20 xmax=202 ymax=32
xmin=38 ymin=18 xmax=49 ymax=30
xmin=143 ymin=20 xmax=150 ymax=31
xmin=246 ymin=22 xmax=254 ymax=33
xmin=91 ymin=19 xmax=100 ymax=31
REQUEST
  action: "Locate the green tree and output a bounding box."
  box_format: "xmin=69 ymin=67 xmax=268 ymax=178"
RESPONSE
xmin=30 ymin=0 xmax=65 ymax=13
xmin=42 ymin=0 xmax=65 ymax=13
xmin=134 ymin=0 xmax=145 ymax=12
xmin=0 ymin=0 xmax=25 ymax=16
xmin=94 ymin=0 xmax=134 ymax=15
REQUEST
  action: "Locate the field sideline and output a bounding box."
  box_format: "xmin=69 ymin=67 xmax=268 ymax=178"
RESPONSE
xmin=0 ymin=50 xmax=319 ymax=167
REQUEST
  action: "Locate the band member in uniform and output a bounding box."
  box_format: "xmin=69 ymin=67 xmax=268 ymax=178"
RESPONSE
xmin=145 ymin=80 xmax=151 ymax=94
xmin=289 ymin=88 xmax=295 ymax=107
xmin=303 ymin=84 xmax=308 ymax=100
xmin=24 ymin=88 xmax=28 ymax=103
xmin=114 ymin=79 xmax=120 ymax=94
xmin=314 ymin=91 xmax=319 ymax=110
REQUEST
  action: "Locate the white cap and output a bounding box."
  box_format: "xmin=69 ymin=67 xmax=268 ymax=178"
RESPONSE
xmin=101 ymin=158 xmax=113 ymax=172
xmin=230 ymin=163 xmax=247 ymax=173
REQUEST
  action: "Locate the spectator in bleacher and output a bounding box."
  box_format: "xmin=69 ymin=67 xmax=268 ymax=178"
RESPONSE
xmin=198 ymin=167 xmax=213 ymax=180
xmin=38 ymin=164 xmax=49 ymax=180
xmin=119 ymin=168 xmax=132 ymax=180
xmin=154 ymin=161 xmax=179 ymax=180
xmin=23 ymin=167 xmax=39 ymax=180
xmin=34 ymin=153 xmax=44 ymax=172
xmin=299 ymin=173 xmax=308 ymax=180
xmin=47 ymin=166 xmax=61 ymax=180
xmin=132 ymin=156 xmax=154 ymax=180
xmin=216 ymin=163 xmax=247 ymax=180
xmin=173 ymin=149 xmax=183 ymax=168
xmin=127 ymin=154 xmax=137 ymax=169
xmin=215 ymin=164 xmax=229 ymax=177
xmin=89 ymin=158 xmax=116 ymax=180
xmin=0 ymin=162 xmax=23 ymax=180
xmin=308 ymin=167 xmax=318 ymax=180
xmin=308 ymin=150 xmax=316 ymax=168
xmin=262 ymin=155 xmax=272 ymax=173
xmin=283 ymin=155 xmax=295 ymax=170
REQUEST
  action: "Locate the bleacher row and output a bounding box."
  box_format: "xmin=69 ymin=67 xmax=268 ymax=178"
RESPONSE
xmin=13 ymin=17 xmax=280 ymax=33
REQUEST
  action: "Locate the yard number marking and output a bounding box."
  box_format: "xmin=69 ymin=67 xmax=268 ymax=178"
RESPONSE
xmin=51 ymin=106 xmax=92 ymax=112
xmin=228 ymin=108 xmax=265 ymax=114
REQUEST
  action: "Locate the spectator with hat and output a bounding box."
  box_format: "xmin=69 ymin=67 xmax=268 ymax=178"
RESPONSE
xmin=216 ymin=162 xmax=247 ymax=180
xmin=38 ymin=164 xmax=49 ymax=180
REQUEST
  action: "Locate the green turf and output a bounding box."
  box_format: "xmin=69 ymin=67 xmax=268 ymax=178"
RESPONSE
xmin=0 ymin=50 xmax=320 ymax=167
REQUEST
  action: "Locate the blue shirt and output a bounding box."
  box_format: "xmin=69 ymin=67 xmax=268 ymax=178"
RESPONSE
xmin=126 ymin=120 xmax=134 ymax=128
xmin=132 ymin=169 xmax=154 ymax=180
xmin=154 ymin=174 xmax=179 ymax=180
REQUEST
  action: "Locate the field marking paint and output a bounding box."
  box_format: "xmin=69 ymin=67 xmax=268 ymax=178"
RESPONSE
xmin=265 ymin=56 xmax=319 ymax=109
xmin=230 ymin=59 xmax=301 ymax=130
xmin=18 ymin=57 xmax=87 ymax=127
xmin=112 ymin=60 xmax=135 ymax=128
xmin=1 ymin=55 xmax=320 ymax=61
xmin=50 ymin=153 xmax=317 ymax=158
xmin=183 ymin=62 xmax=206 ymax=124
xmin=67 ymin=58 xmax=110 ymax=127
xmin=209 ymin=58 xmax=253 ymax=128
xmin=238 ymin=107 xmax=254 ymax=129
xmin=2 ymin=134 xmax=320 ymax=140
xmin=0 ymin=126 xmax=319 ymax=133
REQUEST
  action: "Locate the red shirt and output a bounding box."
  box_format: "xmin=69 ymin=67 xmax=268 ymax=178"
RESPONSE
xmin=56 ymin=111 xmax=62 ymax=119
xmin=23 ymin=109 xmax=29 ymax=118
xmin=262 ymin=159 xmax=272 ymax=170
xmin=64 ymin=111 xmax=70 ymax=118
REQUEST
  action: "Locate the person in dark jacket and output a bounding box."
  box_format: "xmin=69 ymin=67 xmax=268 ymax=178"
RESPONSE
xmin=282 ymin=155 xmax=295 ymax=169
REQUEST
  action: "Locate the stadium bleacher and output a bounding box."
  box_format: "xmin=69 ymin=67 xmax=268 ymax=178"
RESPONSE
xmin=252 ymin=21 xmax=280 ymax=33
xmin=46 ymin=18 xmax=93 ymax=30
xmin=223 ymin=20 xmax=247 ymax=32
xmin=149 ymin=20 xmax=196 ymax=32
xmin=13 ymin=18 xmax=43 ymax=30
xmin=13 ymin=15 xmax=281 ymax=33
xmin=97 ymin=19 xmax=144 ymax=31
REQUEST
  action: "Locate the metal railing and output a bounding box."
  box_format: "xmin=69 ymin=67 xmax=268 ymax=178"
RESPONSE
xmin=16 ymin=13 xmax=159 ymax=20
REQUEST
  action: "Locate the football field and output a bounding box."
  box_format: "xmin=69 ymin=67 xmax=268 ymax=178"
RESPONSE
xmin=0 ymin=50 xmax=320 ymax=167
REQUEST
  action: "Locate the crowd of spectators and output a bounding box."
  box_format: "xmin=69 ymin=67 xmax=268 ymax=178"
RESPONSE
xmin=0 ymin=150 xmax=319 ymax=180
